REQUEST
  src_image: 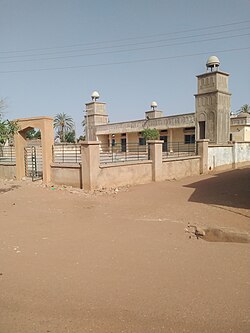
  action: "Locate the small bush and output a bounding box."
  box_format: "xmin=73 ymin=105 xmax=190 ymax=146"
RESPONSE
xmin=141 ymin=128 xmax=160 ymax=140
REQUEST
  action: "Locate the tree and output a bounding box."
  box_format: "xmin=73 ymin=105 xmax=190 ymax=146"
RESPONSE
xmin=64 ymin=130 xmax=76 ymax=143
xmin=26 ymin=129 xmax=41 ymax=140
xmin=0 ymin=99 xmax=19 ymax=145
xmin=0 ymin=119 xmax=20 ymax=145
xmin=141 ymin=128 xmax=160 ymax=141
xmin=0 ymin=98 xmax=7 ymax=116
xmin=77 ymin=135 xmax=85 ymax=142
xmin=54 ymin=113 xmax=74 ymax=142
xmin=240 ymin=104 xmax=250 ymax=114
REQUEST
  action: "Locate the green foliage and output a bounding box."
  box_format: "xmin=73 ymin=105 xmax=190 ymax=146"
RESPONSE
xmin=240 ymin=104 xmax=250 ymax=114
xmin=54 ymin=112 xmax=74 ymax=142
xmin=0 ymin=98 xmax=20 ymax=145
xmin=26 ymin=129 xmax=41 ymax=140
xmin=64 ymin=130 xmax=76 ymax=143
xmin=77 ymin=135 xmax=85 ymax=142
xmin=141 ymin=128 xmax=160 ymax=140
xmin=0 ymin=120 xmax=20 ymax=145
xmin=0 ymin=98 xmax=7 ymax=118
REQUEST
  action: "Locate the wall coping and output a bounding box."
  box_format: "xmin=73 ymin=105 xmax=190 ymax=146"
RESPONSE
xmin=51 ymin=162 xmax=81 ymax=168
xmin=208 ymin=144 xmax=234 ymax=147
xmin=100 ymin=160 xmax=152 ymax=169
xmin=14 ymin=116 xmax=54 ymax=121
xmin=162 ymin=156 xmax=200 ymax=163
xmin=80 ymin=141 xmax=100 ymax=146
xmin=0 ymin=162 xmax=16 ymax=166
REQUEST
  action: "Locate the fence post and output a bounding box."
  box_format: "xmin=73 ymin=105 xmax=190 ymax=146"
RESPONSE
xmin=80 ymin=141 xmax=100 ymax=191
xmin=196 ymin=139 xmax=209 ymax=174
xmin=148 ymin=140 xmax=163 ymax=182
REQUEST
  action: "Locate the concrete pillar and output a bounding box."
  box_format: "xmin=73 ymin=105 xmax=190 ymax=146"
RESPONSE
xmin=196 ymin=139 xmax=209 ymax=174
xmin=81 ymin=141 xmax=100 ymax=191
xmin=14 ymin=130 xmax=27 ymax=180
xmin=40 ymin=119 xmax=54 ymax=184
xmin=148 ymin=140 xmax=163 ymax=181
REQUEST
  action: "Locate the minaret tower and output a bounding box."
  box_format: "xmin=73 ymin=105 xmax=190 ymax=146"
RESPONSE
xmin=195 ymin=56 xmax=231 ymax=144
xmin=84 ymin=91 xmax=108 ymax=141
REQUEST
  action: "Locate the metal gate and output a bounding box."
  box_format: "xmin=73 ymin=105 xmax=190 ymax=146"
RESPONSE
xmin=24 ymin=146 xmax=43 ymax=181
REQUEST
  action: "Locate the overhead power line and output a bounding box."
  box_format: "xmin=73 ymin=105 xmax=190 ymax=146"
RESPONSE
xmin=1 ymin=26 xmax=249 ymax=61
xmin=0 ymin=32 xmax=249 ymax=64
xmin=0 ymin=46 xmax=249 ymax=74
xmin=1 ymin=19 xmax=250 ymax=55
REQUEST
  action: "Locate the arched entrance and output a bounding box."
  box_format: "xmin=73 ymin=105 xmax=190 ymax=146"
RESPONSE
xmin=14 ymin=116 xmax=54 ymax=184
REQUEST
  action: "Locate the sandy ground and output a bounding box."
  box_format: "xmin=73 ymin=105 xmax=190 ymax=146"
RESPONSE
xmin=0 ymin=167 xmax=250 ymax=333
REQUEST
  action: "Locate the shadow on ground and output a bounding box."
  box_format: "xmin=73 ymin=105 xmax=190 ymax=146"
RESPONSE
xmin=184 ymin=168 xmax=250 ymax=210
xmin=0 ymin=185 xmax=20 ymax=194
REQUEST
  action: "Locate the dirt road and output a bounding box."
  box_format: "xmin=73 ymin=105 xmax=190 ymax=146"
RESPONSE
xmin=0 ymin=168 xmax=250 ymax=333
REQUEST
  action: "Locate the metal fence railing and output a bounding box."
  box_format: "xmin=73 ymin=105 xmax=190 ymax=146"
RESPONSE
xmin=100 ymin=143 xmax=149 ymax=164
xmin=52 ymin=144 xmax=81 ymax=163
xmin=162 ymin=142 xmax=196 ymax=159
xmin=0 ymin=145 xmax=16 ymax=163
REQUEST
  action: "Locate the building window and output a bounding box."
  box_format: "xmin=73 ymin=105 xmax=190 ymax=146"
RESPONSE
xmin=185 ymin=134 xmax=195 ymax=144
xmin=139 ymin=138 xmax=146 ymax=145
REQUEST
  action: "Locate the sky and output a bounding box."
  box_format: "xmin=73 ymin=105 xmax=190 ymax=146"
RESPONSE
xmin=1 ymin=0 xmax=250 ymax=137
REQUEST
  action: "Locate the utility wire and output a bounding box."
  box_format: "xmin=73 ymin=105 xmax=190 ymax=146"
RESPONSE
xmin=1 ymin=26 xmax=249 ymax=60
xmin=1 ymin=19 xmax=250 ymax=55
xmin=0 ymin=46 xmax=249 ymax=74
xmin=1 ymin=31 xmax=249 ymax=64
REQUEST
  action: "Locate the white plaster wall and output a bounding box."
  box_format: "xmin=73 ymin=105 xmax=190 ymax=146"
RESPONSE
xmin=208 ymin=143 xmax=250 ymax=171
xmin=236 ymin=142 xmax=250 ymax=162
xmin=208 ymin=146 xmax=233 ymax=171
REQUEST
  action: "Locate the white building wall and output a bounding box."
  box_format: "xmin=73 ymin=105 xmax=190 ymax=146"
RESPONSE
xmin=236 ymin=142 xmax=250 ymax=162
xmin=208 ymin=142 xmax=250 ymax=171
xmin=208 ymin=146 xmax=233 ymax=171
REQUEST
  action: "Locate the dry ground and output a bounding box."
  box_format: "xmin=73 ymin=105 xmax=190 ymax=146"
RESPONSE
xmin=0 ymin=168 xmax=250 ymax=333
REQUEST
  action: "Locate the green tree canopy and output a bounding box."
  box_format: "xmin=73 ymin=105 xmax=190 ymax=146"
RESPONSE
xmin=240 ymin=104 xmax=250 ymax=114
xmin=25 ymin=129 xmax=41 ymax=140
xmin=141 ymin=128 xmax=160 ymax=141
xmin=64 ymin=130 xmax=76 ymax=143
xmin=0 ymin=99 xmax=19 ymax=145
xmin=54 ymin=113 xmax=74 ymax=142
xmin=0 ymin=119 xmax=20 ymax=145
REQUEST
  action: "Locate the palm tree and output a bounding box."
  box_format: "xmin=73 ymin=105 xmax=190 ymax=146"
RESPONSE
xmin=54 ymin=113 xmax=74 ymax=142
xmin=0 ymin=98 xmax=7 ymax=120
xmin=240 ymin=104 xmax=250 ymax=114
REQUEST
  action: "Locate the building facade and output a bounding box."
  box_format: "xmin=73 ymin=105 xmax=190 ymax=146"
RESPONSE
xmin=84 ymin=56 xmax=250 ymax=150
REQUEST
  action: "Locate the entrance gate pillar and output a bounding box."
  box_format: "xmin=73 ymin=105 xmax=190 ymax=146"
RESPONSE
xmin=14 ymin=116 xmax=54 ymax=184
xmin=15 ymin=130 xmax=27 ymax=181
